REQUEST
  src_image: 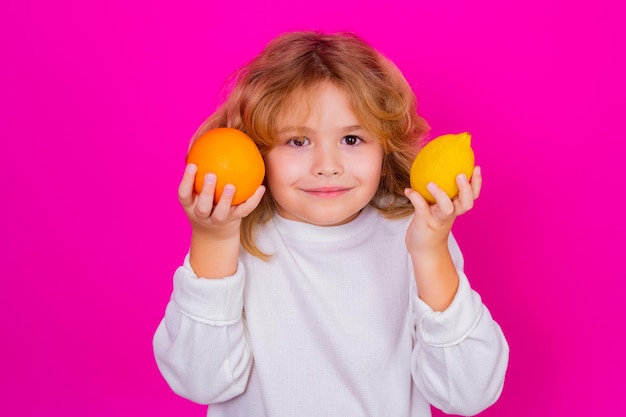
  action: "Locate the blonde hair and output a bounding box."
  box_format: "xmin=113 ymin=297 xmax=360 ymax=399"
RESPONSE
xmin=191 ymin=31 xmax=429 ymax=259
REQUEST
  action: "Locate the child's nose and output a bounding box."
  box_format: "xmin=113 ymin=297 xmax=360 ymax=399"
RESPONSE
xmin=312 ymin=145 xmax=343 ymax=176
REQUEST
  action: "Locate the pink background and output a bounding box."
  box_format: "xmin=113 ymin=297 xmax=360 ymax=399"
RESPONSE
xmin=1 ymin=0 xmax=624 ymax=415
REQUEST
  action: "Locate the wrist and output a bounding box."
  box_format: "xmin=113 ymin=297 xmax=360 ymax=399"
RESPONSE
xmin=191 ymin=219 xmax=241 ymax=241
xmin=409 ymin=240 xmax=449 ymax=260
xmin=189 ymin=231 xmax=241 ymax=279
xmin=411 ymin=246 xmax=459 ymax=312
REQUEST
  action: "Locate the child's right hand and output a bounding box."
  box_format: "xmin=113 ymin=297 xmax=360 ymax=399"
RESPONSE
xmin=178 ymin=163 xmax=265 ymax=278
xmin=178 ymin=163 xmax=266 ymax=241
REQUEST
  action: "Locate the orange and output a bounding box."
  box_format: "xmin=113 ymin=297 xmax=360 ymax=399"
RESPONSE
xmin=410 ymin=132 xmax=475 ymax=203
xmin=186 ymin=127 xmax=265 ymax=205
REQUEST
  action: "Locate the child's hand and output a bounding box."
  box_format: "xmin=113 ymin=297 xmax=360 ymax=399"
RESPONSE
xmin=178 ymin=163 xmax=266 ymax=240
xmin=404 ymin=166 xmax=482 ymax=255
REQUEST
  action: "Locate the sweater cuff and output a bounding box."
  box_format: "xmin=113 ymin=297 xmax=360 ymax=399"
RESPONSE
xmin=413 ymin=270 xmax=484 ymax=347
xmin=171 ymin=254 xmax=245 ymax=325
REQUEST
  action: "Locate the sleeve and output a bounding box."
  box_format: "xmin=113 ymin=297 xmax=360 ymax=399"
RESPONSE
xmin=152 ymin=254 xmax=252 ymax=404
xmin=409 ymin=234 xmax=509 ymax=416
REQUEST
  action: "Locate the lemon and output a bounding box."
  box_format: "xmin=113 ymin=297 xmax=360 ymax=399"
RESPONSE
xmin=410 ymin=132 xmax=475 ymax=203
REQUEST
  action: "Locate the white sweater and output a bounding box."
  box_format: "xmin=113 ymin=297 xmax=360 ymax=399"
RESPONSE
xmin=153 ymin=205 xmax=509 ymax=417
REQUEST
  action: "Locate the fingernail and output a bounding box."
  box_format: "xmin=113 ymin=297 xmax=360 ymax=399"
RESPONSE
xmin=205 ymin=173 xmax=216 ymax=183
xmin=187 ymin=164 xmax=197 ymax=174
xmin=223 ymin=184 xmax=235 ymax=195
xmin=427 ymin=182 xmax=437 ymax=192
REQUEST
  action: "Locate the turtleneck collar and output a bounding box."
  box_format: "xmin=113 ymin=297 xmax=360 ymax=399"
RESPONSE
xmin=271 ymin=204 xmax=378 ymax=243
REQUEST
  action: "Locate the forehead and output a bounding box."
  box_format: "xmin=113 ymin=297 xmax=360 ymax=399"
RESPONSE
xmin=276 ymin=83 xmax=357 ymax=128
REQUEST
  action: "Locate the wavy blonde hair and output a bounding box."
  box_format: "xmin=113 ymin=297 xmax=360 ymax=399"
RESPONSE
xmin=190 ymin=31 xmax=429 ymax=259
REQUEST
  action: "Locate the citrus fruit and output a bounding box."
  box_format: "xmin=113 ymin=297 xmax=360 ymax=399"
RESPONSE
xmin=186 ymin=127 xmax=265 ymax=205
xmin=409 ymin=132 xmax=475 ymax=203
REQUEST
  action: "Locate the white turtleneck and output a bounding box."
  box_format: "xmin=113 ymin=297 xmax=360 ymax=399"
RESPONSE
xmin=153 ymin=205 xmax=508 ymax=417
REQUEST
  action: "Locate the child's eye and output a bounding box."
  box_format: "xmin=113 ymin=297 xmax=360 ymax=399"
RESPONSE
xmin=342 ymin=135 xmax=363 ymax=146
xmin=287 ymin=137 xmax=310 ymax=147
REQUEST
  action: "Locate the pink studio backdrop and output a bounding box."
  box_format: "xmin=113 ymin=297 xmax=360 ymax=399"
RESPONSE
xmin=1 ymin=0 xmax=624 ymax=415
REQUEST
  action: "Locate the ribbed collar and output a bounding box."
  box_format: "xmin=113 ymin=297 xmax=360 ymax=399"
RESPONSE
xmin=271 ymin=204 xmax=378 ymax=243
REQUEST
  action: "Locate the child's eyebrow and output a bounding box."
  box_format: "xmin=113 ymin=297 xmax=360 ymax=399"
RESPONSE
xmin=275 ymin=127 xmax=302 ymax=135
xmin=341 ymin=125 xmax=364 ymax=134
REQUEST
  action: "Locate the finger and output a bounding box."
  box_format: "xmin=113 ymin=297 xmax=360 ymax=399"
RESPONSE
xmin=454 ymin=173 xmax=474 ymax=213
xmin=233 ymin=185 xmax=267 ymax=217
xmin=427 ymin=182 xmax=455 ymax=217
xmin=195 ymin=173 xmax=217 ymax=217
xmin=178 ymin=164 xmax=197 ymax=207
xmin=470 ymin=166 xmax=482 ymax=200
xmin=211 ymin=184 xmax=236 ymax=222
xmin=404 ymin=187 xmax=431 ymax=218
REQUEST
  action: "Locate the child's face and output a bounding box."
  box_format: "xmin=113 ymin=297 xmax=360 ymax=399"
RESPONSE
xmin=265 ymin=83 xmax=384 ymax=226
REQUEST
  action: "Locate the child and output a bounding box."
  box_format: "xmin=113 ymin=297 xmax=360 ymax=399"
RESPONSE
xmin=153 ymin=31 xmax=509 ymax=417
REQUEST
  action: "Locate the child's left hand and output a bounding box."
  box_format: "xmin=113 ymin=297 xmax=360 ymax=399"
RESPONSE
xmin=404 ymin=166 xmax=482 ymax=255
